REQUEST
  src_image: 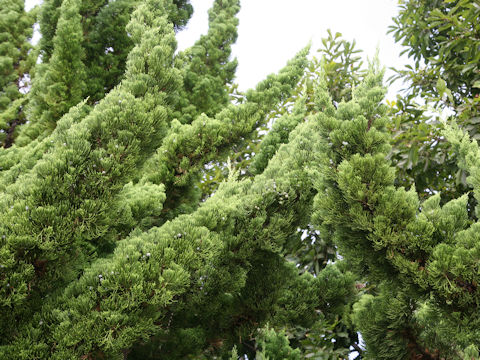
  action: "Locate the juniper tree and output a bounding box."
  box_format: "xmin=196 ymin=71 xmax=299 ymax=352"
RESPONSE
xmin=0 ymin=0 xmax=37 ymax=147
xmin=17 ymin=0 xmax=87 ymax=145
xmin=3 ymin=0 xmax=480 ymax=359
xmin=0 ymin=10 xmax=353 ymax=354
xmin=312 ymin=65 xmax=480 ymax=358
xmin=172 ymin=0 xmax=240 ymax=124
xmin=0 ymin=0 xmax=357 ymax=358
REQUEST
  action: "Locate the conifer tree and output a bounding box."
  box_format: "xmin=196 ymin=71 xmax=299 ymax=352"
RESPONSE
xmin=0 ymin=0 xmax=37 ymax=147
xmin=1 ymin=81 xmax=354 ymax=358
xmin=37 ymin=0 xmax=135 ymax=104
xmin=4 ymin=0 xmax=480 ymax=359
xmin=141 ymin=48 xmax=308 ymax=221
xmin=0 ymin=1 xmax=342 ymax=358
xmin=173 ymin=0 xmax=240 ymax=124
xmin=14 ymin=0 xmax=193 ymax=148
xmin=17 ymin=0 xmax=87 ymax=145
xmin=312 ymin=65 xmax=480 ymax=358
xmin=0 ymin=0 xmax=182 ymax=339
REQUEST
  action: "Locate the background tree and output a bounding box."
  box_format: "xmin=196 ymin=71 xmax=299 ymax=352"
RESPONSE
xmin=17 ymin=0 xmax=87 ymax=145
xmin=0 ymin=0 xmax=37 ymax=147
xmin=390 ymin=0 xmax=480 ymax=110
xmin=387 ymin=0 xmax=480 ymax=206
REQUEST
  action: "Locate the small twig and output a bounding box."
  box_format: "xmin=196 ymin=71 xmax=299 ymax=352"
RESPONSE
xmin=351 ymin=342 xmax=363 ymax=355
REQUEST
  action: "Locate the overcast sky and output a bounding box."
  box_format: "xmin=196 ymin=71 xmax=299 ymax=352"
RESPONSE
xmin=26 ymin=0 xmax=409 ymax=98
xmin=177 ymin=0 xmax=410 ymax=98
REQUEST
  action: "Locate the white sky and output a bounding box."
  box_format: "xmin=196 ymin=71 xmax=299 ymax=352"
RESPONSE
xmin=177 ymin=0 xmax=410 ymax=98
xmin=26 ymin=0 xmax=410 ymax=99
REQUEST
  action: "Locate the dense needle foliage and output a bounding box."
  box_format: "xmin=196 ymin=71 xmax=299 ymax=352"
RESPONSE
xmin=1 ymin=0 xmax=479 ymax=359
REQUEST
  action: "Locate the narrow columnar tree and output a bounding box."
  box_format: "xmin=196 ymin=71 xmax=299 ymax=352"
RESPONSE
xmin=0 ymin=0 xmax=37 ymax=147
xmin=173 ymin=0 xmax=240 ymax=124
xmin=17 ymin=0 xmax=87 ymax=145
xmin=15 ymin=0 xmax=193 ymax=148
xmin=0 ymin=0 xmax=182 ymax=339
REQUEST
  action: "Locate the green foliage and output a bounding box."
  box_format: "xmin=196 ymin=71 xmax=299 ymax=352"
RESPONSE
xmin=0 ymin=100 xmax=92 ymax=189
xmin=13 ymin=0 xmax=193 ymax=148
xmin=0 ymin=1 xmax=336 ymax=358
xmin=312 ymin=58 xmax=480 ymax=357
xmin=318 ymin=29 xmax=365 ymax=104
xmin=386 ymin=95 xmax=471 ymax=203
xmin=390 ymin=0 xmax=480 ymax=107
xmin=352 ymin=290 xmax=413 ymax=360
xmin=2 ymin=105 xmax=333 ymax=359
xmin=0 ymin=0 xmax=37 ymax=147
xmin=297 ymin=319 xmax=352 ymax=360
xmin=199 ymin=30 xmax=365 ymax=200
xmin=81 ymin=0 xmax=138 ymax=103
xmin=250 ymin=98 xmax=307 ymax=175
xmin=143 ymin=47 xmax=308 ymax=221
xmin=174 ymin=0 xmax=240 ymax=125
xmin=256 ymin=326 xmax=301 ymax=360
xmin=0 ymin=0 xmax=180 ymax=341
xmin=18 ymin=0 xmax=87 ymax=145
xmin=387 ymin=0 xmax=480 ymax=214
xmin=3 ymin=0 xmax=480 ymax=358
